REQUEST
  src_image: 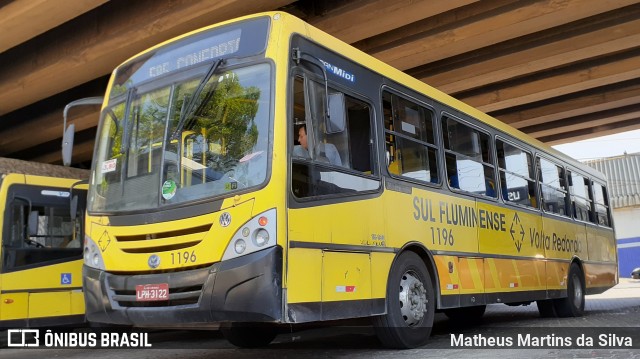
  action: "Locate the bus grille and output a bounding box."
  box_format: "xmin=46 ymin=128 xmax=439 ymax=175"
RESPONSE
xmin=114 ymin=224 xmax=212 ymax=254
xmin=106 ymin=266 xmax=210 ymax=308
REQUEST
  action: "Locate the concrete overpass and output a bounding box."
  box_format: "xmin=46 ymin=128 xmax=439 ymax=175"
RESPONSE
xmin=1 ymin=0 xmax=639 ymax=167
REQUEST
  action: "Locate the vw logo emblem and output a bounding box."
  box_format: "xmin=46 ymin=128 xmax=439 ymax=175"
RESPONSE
xmin=148 ymin=254 xmax=160 ymax=269
xmin=219 ymin=212 xmax=232 ymax=227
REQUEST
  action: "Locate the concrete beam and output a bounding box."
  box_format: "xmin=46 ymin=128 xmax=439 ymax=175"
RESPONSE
xmin=0 ymin=0 xmax=107 ymax=53
xmin=463 ymin=51 xmax=640 ymax=112
xmin=309 ymin=0 xmax=478 ymax=44
xmin=365 ymin=0 xmax=638 ymax=71
xmin=0 ymin=0 xmax=294 ymax=115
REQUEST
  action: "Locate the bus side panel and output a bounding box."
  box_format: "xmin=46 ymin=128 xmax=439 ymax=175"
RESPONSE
xmin=286 ymin=204 xmax=347 ymax=309
xmin=484 ymin=258 xmax=521 ymax=293
xmin=321 ymin=251 xmax=371 ymax=302
xmin=0 ymin=293 xmax=27 ymax=321
xmin=29 ymin=292 xmax=71 ymax=318
xmin=542 ymin=216 xmax=588 ymax=296
xmin=545 ymin=260 xmax=567 ymax=294
xmin=287 ymin=197 xmax=382 ymax=321
xmin=286 ymin=247 xmax=322 ymax=304
xmin=477 ymin=204 xmax=544 ymax=258
xmin=457 ymin=257 xmax=484 ymax=301
xmin=591 ymin=225 xmax=617 ymax=259
xmin=433 ymin=255 xmax=460 ymax=308
xmin=70 ymin=290 xmax=85 ymax=315
xmin=1 ymin=260 xmax=83 ymax=320
xmin=370 ymin=252 xmax=394 ymax=300
xmin=584 ymin=226 xmax=617 ymax=291
xmin=583 ymin=262 xmax=618 ymax=294
xmin=476 ymin=202 xmax=546 ymax=301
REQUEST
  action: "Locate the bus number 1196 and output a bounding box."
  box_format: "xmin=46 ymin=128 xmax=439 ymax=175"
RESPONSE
xmin=431 ymin=227 xmax=454 ymax=246
xmin=171 ymin=250 xmax=197 ymax=265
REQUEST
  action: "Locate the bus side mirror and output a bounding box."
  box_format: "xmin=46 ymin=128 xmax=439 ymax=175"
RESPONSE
xmin=28 ymin=211 xmax=39 ymax=236
xmin=62 ymin=96 xmax=103 ymax=166
xmin=327 ymin=93 xmax=346 ymax=133
xmin=62 ymin=124 xmax=75 ymax=167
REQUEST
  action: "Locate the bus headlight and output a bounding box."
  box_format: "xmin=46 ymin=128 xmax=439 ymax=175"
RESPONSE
xmin=84 ymin=235 xmax=105 ymax=270
xmin=253 ymin=229 xmax=269 ymax=247
xmin=222 ymin=208 xmax=276 ymax=261
xmin=234 ymin=239 xmax=247 ymax=254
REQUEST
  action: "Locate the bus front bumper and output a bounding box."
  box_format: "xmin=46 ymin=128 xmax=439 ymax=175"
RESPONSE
xmin=83 ymin=246 xmax=282 ymax=327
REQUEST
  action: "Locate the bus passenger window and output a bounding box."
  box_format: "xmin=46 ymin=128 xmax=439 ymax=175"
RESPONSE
xmin=538 ymin=157 xmax=569 ymax=216
xmin=568 ymin=171 xmax=593 ymax=222
xmin=382 ymin=91 xmax=439 ymax=184
xmin=290 ymin=75 xmax=378 ymax=198
xmin=592 ymin=182 xmax=611 ymax=226
xmin=496 ymin=140 xmax=536 ymax=207
xmin=442 ymin=116 xmax=495 ymax=197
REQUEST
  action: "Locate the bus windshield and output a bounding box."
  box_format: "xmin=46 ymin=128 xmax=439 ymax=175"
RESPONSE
xmin=89 ymin=62 xmax=271 ymax=213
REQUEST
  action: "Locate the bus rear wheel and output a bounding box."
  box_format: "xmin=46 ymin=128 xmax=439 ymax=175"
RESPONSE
xmin=553 ymin=263 xmax=585 ymax=317
xmin=221 ymin=322 xmax=278 ymax=348
xmin=373 ymin=251 xmax=434 ymax=349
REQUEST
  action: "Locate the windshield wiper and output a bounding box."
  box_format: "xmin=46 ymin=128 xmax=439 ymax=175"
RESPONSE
xmin=171 ymin=58 xmax=225 ymax=140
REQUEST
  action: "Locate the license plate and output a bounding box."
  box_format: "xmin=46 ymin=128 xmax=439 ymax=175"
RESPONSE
xmin=135 ymin=283 xmax=169 ymax=301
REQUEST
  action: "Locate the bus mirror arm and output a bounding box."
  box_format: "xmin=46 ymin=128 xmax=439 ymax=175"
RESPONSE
xmin=292 ymin=48 xmax=331 ymax=126
xmin=62 ymin=97 xmax=103 ymax=166
xmin=69 ymin=179 xmax=88 ymax=221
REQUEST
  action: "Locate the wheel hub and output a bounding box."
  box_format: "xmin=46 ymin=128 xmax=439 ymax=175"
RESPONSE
xmin=399 ymin=270 xmax=428 ymax=326
xmin=572 ymin=274 xmax=583 ymax=309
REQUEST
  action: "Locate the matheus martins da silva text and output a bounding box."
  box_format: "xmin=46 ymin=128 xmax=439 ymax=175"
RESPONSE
xmin=450 ymin=333 xmax=633 ymax=348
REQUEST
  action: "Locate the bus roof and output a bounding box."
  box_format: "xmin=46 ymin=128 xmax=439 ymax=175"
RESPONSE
xmin=0 ymin=157 xmax=89 ymax=180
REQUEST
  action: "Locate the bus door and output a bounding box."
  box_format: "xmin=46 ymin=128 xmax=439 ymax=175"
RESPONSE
xmin=0 ymin=183 xmax=86 ymax=325
xmin=538 ymin=158 xmax=585 ymax=296
xmin=288 ymin=74 xmax=382 ymax=320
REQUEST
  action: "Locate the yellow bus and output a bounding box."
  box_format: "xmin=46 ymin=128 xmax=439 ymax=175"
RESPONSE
xmin=71 ymin=12 xmax=617 ymax=348
xmin=0 ymin=158 xmax=88 ymax=328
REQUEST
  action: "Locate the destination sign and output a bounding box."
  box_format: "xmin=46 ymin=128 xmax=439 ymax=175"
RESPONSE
xmin=110 ymin=17 xmax=270 ymax=95
xmin=146 ymin=29 xmax=241 ymax=79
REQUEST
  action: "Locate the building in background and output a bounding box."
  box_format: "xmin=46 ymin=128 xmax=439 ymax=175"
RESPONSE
xmin=585 ymin=153 xmax=640 ymax=278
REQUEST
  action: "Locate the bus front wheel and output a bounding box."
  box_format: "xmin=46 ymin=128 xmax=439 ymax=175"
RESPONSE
xmin=373 ymin=251 xmax=435 ymax=349
xmin=553 ymin=263 xmax=585 ymax=317
xmin=221 ymin=322 xmax=278 ymax=348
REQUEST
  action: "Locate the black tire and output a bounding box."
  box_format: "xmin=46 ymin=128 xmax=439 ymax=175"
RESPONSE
xmin=536 ymin=299 xmax=557 ymax=318
xmin=443 ymin=305 xmax=486 ymax=322
xmin=372 ymin=251 xmax=435 ymax=349
xmin=553 ymin=263 xmax=585 ymax=317
xmin=221 ymin=323 xmax=278 ymax=348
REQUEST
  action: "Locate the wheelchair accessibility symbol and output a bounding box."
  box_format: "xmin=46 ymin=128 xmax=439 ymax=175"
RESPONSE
xmin=61 ymin=273 xmax=72 ymax=285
